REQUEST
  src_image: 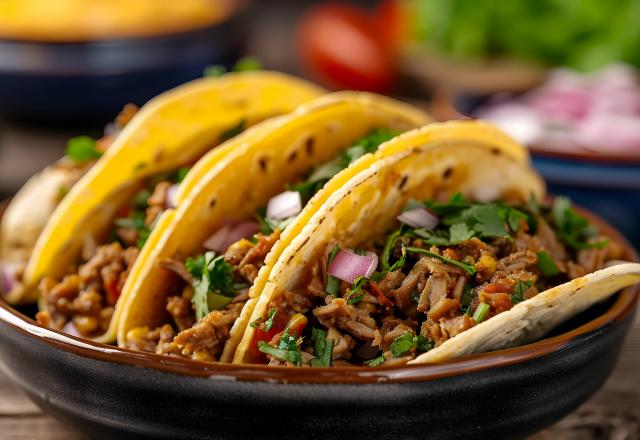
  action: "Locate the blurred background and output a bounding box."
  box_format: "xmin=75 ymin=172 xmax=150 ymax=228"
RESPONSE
xmin=0 ymin=0 xmax=639 ymax=247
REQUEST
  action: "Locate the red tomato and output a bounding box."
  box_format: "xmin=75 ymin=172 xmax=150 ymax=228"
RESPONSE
xmin=297 ymin=3 xmax=394 ymax=93
xmin=374 ymin=0 xmax=408 ymax=54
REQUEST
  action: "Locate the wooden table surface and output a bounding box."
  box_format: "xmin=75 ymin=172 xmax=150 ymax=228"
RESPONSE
xmin=0 ymin=316 xmax=637 ymax=439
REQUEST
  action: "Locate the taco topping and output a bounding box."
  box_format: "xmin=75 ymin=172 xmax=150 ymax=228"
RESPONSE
xmin=35 ymin=167 xmax=189 ymax=337
xmin=250 ymin=195 xmax=623 ymax=367
xmin=123 ymin=128 xmax=401 ymax=359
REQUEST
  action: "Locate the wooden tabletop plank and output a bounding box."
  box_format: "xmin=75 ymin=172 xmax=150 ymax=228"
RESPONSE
xmin=0 ymin=316 xmax=637 ymax=439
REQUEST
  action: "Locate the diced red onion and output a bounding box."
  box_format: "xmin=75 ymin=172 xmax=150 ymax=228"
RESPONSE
xmin=203 ymin=221 xmax=261 ymax=253
xmin=397 ymin=208 xmax=439 ymax=230
xmin=62 ymin=321 xmax=82 ymax=338
xmin=266 ymin=191 xmax=302 ymax=220
xmin=166 ymin=184 xmax=180 ymax=209
xmin=328 ymin=250 xmax=378 ymax=284
xmin=0 ymin=263 xmax=17 ymax=293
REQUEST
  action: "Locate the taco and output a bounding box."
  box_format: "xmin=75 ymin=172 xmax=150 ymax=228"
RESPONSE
xmin=233 ymin=121 xmax=639 ymax=367
xmin=9 ymin=71 xmax=323 ymax=342
xmin=116 ymin=91 xmax=431 ymax=362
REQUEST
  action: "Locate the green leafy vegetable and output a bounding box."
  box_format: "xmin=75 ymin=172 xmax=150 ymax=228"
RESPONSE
xmin=461 ymin=284 xmax=474 ymax=312
xmin=114 ymin=211 xmax=151 ymax=249
xmin=176 ymin=167 xmax=191 ymax=183
xmin=253 ymin=308 xmax=278 ymax=331
xmin=390 ymin=332 xmax=434 ymax=357
xmin=449 ymin=222 xmax=475 ymax=243
xmin=66 ymin=136 xmax=102 ymax=163
xmin=405 ymin=246 xmax=476 ymax=275
xmin=187 ymin=252 xmax=236 ymax=320
xmin=473 ymin=302 xmax=490 ymax=323
xmin=258 ymin=341 xmax=302 ymax=366
xmin=366 ymin=355 xmax=386 ymax=367
xmin=203 ymin=65 xmax=227 ymax=77
xmin=233 ymin=57 xmax=263 ymax=72
xmin=536 ymin=251 xmax=559 ymax=277
xmin=552 ymin=197 xmax=608 ymax=250
xmin=511 ymin=280 xmax=533 ymax=304
xmin=310 ymin=327 xmax=334 ymax=367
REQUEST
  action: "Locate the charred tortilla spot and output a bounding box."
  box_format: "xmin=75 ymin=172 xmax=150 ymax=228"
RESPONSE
xmin=443 ymin=167 xmax=453 ymax=179
xmin=209 ymin=198 xmax=217 ymax=208
xmin=306 ymin=137 xmax=315 ymax=156
xmin=398 ymin=175 xmax=409 ymax=190
xmin=287 ymin=151 xmax=298 ymax=163
xmin=258 ymin=157 xmax=268 ymax=172
xmin=491 ymin=148 xmax=501 ymax=156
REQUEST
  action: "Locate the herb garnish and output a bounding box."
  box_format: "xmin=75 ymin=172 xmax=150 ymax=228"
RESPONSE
xmin=66 ymin=136 xmax=102 ymax=163
xmin=511 ymin=280 xmax=533 ymax=304
xmin=390 ymin=332 xmax=433 ymax=357
xmin=114 ymin=210 xmax=151 ymax=249
xmin=552 ymin=197 xmax=607 ymax=250
xmin=252 ymin=308 xmax=278 ymax=330
xmin=366 ymin=355 xmax=386 ymax=367
xmin=536 ymin=251 xmax=559 ymax=277
xmin=325 ymin=245 xmax=341 ymax=295
xmin=186 ymin=252 xmax=236 ymax=321
xmin=472 ymin=302 xmax=490 ymax=323
xmin=258 ymin=329 xmax=302 ymax=366
xmin=310 ymin=327 xmax=333 ymax=367
xmin=405 ymin=246 xmax=476 ymax=275
xmin=219 ymin=119 xmax=246 ymax=142
xmin=204 ymin=57 xmax=263 ymax=77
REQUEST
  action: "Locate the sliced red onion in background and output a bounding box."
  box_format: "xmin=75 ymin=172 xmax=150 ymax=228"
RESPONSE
xmin=328 ymin=250 xmax=378 ymax=284
xmin=575 ymin=113 xmax=640 ymax=152
xmin=166 ymin=184 xmax=180 ymax=209
xmin=203 ymin=221 xmax=261 ymax=253
xmin=0 ymin=263 xmax=17 ymax=293
xmin=62 ymin=321 xmax=82 ymax=338
xmin=397 ymin=208 xmax=439 ymax=230
xmin=266 ymin=191 xmax=302 ymax=220
xmin=479 ymin=104 xmax=543 ymax=145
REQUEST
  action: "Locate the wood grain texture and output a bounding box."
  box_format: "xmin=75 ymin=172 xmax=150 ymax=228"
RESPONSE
xmin=0 ymin=315 xmax=637 ymax=439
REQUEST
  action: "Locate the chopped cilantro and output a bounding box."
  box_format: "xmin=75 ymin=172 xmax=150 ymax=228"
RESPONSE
xmin=310 ymin=327 xmax=333 ymax=367
xmin=219 ymin=119 xmax=246 ymax=142
xmin=536 ymin=251 xmax=559 ymax=277
xmin=505 ymin=208 xmax=529 ymax=233
xmin=132 ymin=188 xmax=151 ymax=210
xmin=449 ymin=222 xmax=474 ymax=243
xmin=461 ymin=284 xmax=474 ymax=310
xmin=511 ymin=280 xmax=533 ymax=304
xmin=463 ymin=204 xmax=510 ymax=239
xmin=263 ymin=308 xmax=277 ymax=331
xmin=390 ymin=333 xmax=434 ymax=358
xmin=366 ymin=355 xmax=386 ymax=367
xmin=552 ymin=197 xmax=608 ymax=250
xmin=405 ymin=246 xmax=476 ymax=275
xmin=473 ymin=302 xmax=490 ymax=323
xmin=381 ymin=229 xmax=402 ymax=271
xmin=66 ymin=136 xmax=102 ymax=163
xmin=187 ymin=252 xmax=236 ymax=320
xmin=258 ymin=341 xmax=302 ymax=366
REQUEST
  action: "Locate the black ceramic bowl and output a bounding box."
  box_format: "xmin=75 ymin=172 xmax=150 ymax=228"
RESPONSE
xmin=0 ymin=208 xmax=637 ymax=440
xmin=0 ymin=3 xmax=249 ymax=123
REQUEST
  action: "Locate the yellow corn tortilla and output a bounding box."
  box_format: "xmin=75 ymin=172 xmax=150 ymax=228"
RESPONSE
xmin=10 ymin=71 xmax=323 ymax=307
xmin=116 ymin=91 xmax=431 ymax=356
xmin=234 ymin=120 xmax=546 ymax=363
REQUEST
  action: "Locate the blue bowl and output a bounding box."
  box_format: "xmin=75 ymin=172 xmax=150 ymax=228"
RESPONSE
xmin=532 ymin=150 xmax=640 ymax=250
xmin=0 ymin=6 xmax=248 ymax=123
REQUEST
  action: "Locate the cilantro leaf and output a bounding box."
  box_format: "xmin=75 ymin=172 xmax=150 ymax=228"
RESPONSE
xmin=326 ymin=245 xmax=341 ymax=295
xmin=464 ymin=204 xmax=509 ymax=238
xmin=310 ymin=327 xmax=333 ymax=367
xmin=188 ymin=252 xmax=236 ymax=320
xmin=390 ymin=332 xmax=433 ymax=357
xmin=449 ymin=222 xmax=474 ymax=243
xmin=405 ymin=246 xmax=476 ymax=275
xmin=551 ymin=197 xmax=608 ymax=250
xmin=366 ymin=355 xmax=386 ymax=367
xmin=258 ymin=341 xmax=302 ymax=366
xmin=536 ymin=251 xmax=559 ymax=277
xmin=66 ymin=136 xmax=102 ymax=163
xmin=511 ymin=280 xmax=533 ymax=304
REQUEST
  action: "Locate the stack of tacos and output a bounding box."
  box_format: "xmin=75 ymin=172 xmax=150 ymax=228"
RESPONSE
xmin=2 ymin=72 xmax=638 ymax=368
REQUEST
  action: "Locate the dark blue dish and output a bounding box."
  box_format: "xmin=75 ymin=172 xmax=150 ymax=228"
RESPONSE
xmin=532 ymin=151 xmax=640 ymax=250
xmin=0 ymin=6 xmax=248 ymax=123
xmin=0 ymin=206 xmax=636 ymax=440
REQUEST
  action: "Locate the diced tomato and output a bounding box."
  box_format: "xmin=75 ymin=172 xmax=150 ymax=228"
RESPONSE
xmin=297 ymin=3 xmax=394 ymax=92
xmin=105 ymin=279 xmax=121 ymax=306
xmin=247 ymin=310 xmax=290 ymax=363
xmin=483 ymin=283 xmax=508 ymax=294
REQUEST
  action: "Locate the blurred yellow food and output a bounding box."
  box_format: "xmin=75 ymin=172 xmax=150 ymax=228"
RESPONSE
xmin=0 ymin=0 xmax=233 ymax=42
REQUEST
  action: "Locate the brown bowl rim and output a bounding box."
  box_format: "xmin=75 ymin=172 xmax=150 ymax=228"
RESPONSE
xmin=0 ymin=204 xmax=638 ymax=384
